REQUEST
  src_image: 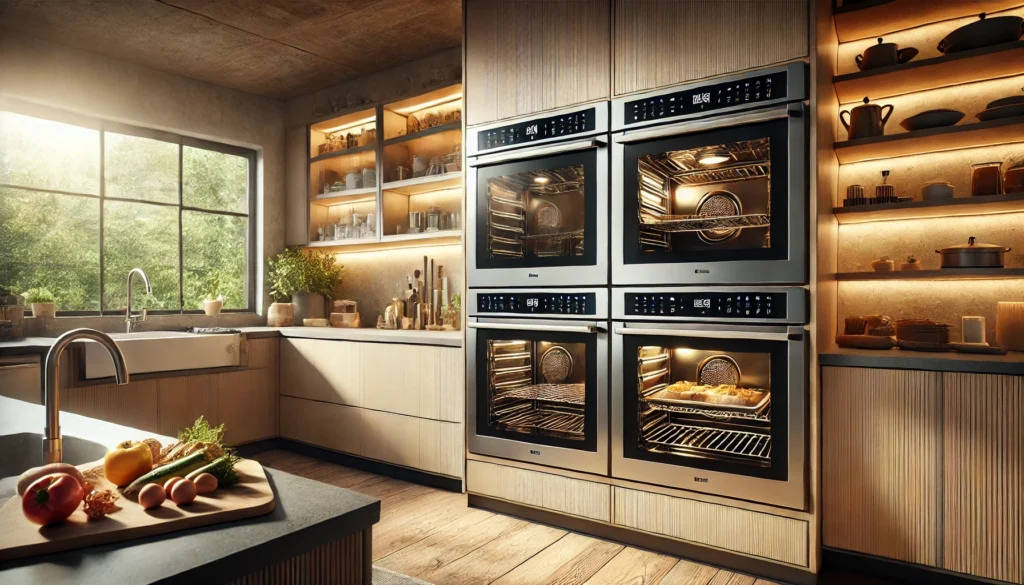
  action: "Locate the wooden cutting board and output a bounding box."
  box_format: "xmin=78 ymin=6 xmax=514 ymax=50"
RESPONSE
xmin=0 ymin=457 xmax=275 ymax=562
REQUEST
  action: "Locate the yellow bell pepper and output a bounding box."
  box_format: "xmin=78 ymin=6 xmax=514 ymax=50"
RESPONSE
xmin=104 ymin=441 xmax=153 ymax=487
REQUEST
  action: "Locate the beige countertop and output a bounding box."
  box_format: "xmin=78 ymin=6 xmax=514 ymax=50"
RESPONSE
xmin=239 ymin=326 xmax=463 ymax=348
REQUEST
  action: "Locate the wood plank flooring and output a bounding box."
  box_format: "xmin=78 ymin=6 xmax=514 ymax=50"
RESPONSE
xmin=252 ymin=450 xmax=892 ymax=585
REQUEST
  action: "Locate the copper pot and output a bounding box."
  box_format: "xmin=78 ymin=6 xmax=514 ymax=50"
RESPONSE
xmin=840 ymin=97 xmax=894 ymax=140
xmin=936 ymin=237 xmax=1011 ymax=268
xmin=856 ymin=38 xmax=918 ymax=70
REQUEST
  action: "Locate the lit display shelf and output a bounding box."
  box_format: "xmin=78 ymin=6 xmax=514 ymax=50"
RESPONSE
xmin=834 ymin=116 xmax=1024 ymax=164
xmin=835 ymin=267 xmax=1024 ymax=281
xmin=833 ymin=192 xmax=1024 ymax=223
xmin=833 ymin=0 xmax=1019 ymax=43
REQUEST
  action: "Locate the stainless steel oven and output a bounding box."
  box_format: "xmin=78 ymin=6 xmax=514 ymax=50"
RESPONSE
xmin=611 ymin=286 xmax=807 ymax=509
xmin=467 ymin=288 xmax=608 ymax=475
xmin=611 ymin=62 xmax=808 ymax=286
xmin=467 ymin=105 xmax=609 ymax=288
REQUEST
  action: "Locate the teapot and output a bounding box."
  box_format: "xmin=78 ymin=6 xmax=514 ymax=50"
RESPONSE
xmin=855 ymin=38 xmax=918 ymax=71
xmin=840 ymin=97 xmax=894 ymax=140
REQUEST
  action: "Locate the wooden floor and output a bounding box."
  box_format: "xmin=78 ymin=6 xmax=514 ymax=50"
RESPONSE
xmin=252 ymin=450 xmax=892 ymax=585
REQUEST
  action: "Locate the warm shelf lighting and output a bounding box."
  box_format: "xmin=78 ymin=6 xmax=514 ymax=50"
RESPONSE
xmin=393 ymin=94 xmax=462 ymax=115
xmin=319 ymin=116 xmax=376 ymax=134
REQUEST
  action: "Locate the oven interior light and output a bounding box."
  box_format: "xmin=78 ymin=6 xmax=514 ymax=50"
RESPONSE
xmin=533 ymin=176 xmax=550 ymax=184
xmin=697 ymin=149 xmax=731 ymax=166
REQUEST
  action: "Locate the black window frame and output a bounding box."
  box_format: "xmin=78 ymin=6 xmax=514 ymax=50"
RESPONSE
xmin=0 ymin=101 xmax=257 ymax=316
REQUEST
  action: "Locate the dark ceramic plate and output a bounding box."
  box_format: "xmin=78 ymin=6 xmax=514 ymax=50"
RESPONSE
xmin=900 ymin=109 xmax=965 ymax=131
xmin=938 ymin=15 xmax=1023 ymax=54
xmin=976 ymin=104 xmax=1024 ymax=121
xmin=987 ymin=93 xmax=1024 ymax=109
xmin=949 ymin=342 xmax=1008 ymax=355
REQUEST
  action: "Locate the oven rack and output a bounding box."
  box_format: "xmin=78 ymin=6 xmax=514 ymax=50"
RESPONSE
xmin=519 ymin=229 xmax=585 ymax=242
xmin=644 ymin=421 xmax=771 ymax=463
xmin=643 ymin=399 xmax=772 ymax=423
xmin=640 ymin=213 xmax=770 ymax=233
xmin=501 ymin=383 xmax=585 ymax=405
xmin=494 ymin=407 xmax=585 ymax=436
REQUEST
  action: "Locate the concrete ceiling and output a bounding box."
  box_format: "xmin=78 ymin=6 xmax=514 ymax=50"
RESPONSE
xmin=0 ymin=0 xmax=462 ymax=100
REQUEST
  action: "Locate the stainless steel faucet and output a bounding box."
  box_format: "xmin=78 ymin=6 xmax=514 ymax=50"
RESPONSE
xmin=125 ymin=267 xmax=152 ymax=333
xmin=43 ymin=328 xmax=129 ymax=464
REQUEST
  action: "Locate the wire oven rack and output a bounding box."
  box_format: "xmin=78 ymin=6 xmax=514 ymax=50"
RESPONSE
xmin=643 ymin=421 xmax=771 ymax=463
xmin=494 ymin=407 xmax=585 ymax=436
xmin=501 ymin=383 xmax=585 ymax=405
xmin=639 ymin=213 xmax=771 ymax=233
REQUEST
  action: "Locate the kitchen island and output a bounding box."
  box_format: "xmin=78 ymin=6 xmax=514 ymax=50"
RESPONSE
xmin=0 ymin=396 xmax=380 ymax=584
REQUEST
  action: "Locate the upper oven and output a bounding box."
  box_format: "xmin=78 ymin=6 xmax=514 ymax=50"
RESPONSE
xmin=467 ymin=105 xmax=609 ymax=288
xmin=611 ymin=62 xmax=808 ymax=286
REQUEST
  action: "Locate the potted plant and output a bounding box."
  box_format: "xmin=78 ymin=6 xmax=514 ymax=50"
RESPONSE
xmin=202 ymin=273 xmax=224 ymax=317
xmin=23 ymin=287 xmax=56 ymax=319
xmin=442 ymin=293 xmax=462 ymax=330
xmin=266 ymin=247 xmax=343 ymax=325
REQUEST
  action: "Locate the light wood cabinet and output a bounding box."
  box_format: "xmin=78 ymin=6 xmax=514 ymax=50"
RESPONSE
xmin=613 ymin=0 xmax=809 ymax=96
xmin=467 ymin=460 xmax=611 ymax=522
xmin=823 ymin=366 xmax=1024 ymax=585
xmin=464 ymin=0 xmax=611 ymax=126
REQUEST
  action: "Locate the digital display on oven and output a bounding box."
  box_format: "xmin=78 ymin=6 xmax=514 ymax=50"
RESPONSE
xmin=625 ymin=292 xmax=787 ymax=319
xmin=624 ymin=71 xmax=788 ymax=125
xmin=477 ymin=108 xmax=596 ymax=151
xmin=477 ymin=293 xmax=596 ymax=315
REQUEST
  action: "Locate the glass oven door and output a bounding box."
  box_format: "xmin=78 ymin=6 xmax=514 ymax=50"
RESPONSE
xmin=467 ymin=318 xmax=608 ymax=475
xmin=612 ymin=104 xmax=806 ymax=286
xmin=611 ymin=322 xmax=806 ymax=509
xmin=468 ymin=138 xmax=608 ymax=288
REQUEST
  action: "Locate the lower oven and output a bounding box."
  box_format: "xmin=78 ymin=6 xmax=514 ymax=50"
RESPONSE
xmin=611 ymin=287 xmax=807 ymax=509
xmin=467 ymin=288 xmax=609 ymax=475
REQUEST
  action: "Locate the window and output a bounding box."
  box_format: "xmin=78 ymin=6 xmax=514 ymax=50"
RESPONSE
xmin=0 ymin=108 xmax=255 ymax=314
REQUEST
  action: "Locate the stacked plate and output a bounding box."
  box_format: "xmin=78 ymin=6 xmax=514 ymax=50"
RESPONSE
xmin=977 ymin=89 xmax=1024 ymax=122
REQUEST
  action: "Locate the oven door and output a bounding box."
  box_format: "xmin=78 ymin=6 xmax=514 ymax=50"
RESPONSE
xmin=468 ymin=137 xmax=608 ymax=288
xmin=612 ymin=103 xmax=806 ymax=285
xmin=468 ymin=318 xmax=608 ymax=475
xmin=611 ymin=322 xmax=806 ymax=509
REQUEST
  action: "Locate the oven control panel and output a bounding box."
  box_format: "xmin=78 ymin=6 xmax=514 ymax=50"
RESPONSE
xmin=477 ymin=292 xmax=596 ymax=315
xmin=477 ymin=108 xmax=596 ymax=151
xmin=624 ymin=71 xmax=788 ymax=125
xmin=625 ymin=292 xmax=787 ymax=319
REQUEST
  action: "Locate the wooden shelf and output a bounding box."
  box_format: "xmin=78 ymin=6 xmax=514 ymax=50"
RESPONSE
xmin=310 ymin=187 xmax=377 ymax=206
xmin=383 ymin=121 xmax=462 ymax=146
xmin=833 ymin=0 xmax=1021 ymax=43
xmin=836 ymin=267 xmax=1024 ymax=281
xmin=834 ymin=192 xmax=1024 ymax=223
xmin=309 ymin=143 xmax=375 ymax=163
xmin=834 ymin=116 xmax=1024 ymax=164
xmin=305 ymin=234 xmax=461 ymax=253
xmin=834 ymin=40 xmax=1024 ymax=103
xmin=381 ymin=173 xmax=462 ymax=195
xmin=380 ymin=231 xmax=461 ymax=244
xmin=307 ymin=238 xmax=378 ymax=248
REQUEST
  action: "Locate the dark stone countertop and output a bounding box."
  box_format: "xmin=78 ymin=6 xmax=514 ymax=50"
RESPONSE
xmin=0 ymin=396 xmax=380 ymax=584
xmin=819 ymin=346 xmax=1024 ymax=376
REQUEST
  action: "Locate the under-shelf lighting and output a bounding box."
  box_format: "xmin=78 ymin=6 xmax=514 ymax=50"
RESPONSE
xmin=393 ymin=94 xmax=462 ymax=115
xmin=319 ymin=116 xmax=376 ymax=134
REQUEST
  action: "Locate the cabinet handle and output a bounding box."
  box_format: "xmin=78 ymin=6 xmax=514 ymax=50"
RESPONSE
xmin=468 ymin=138 xmax=605 ymax=167
xmin=469 ymin=322 xmax=603 ymax=334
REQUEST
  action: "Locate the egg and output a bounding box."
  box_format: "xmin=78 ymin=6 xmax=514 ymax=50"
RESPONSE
xmin=163 ymin=476 xmax=184 ymax=493
xmin=138 ymin=483 xmax=166 ymax=510
xmin=193 ymin=473 xmax=218 ymax=495
xmin=169 ymin=478 xmax=197 ymax=506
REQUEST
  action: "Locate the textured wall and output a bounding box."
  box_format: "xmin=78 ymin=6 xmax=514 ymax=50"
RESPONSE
xmin=0 ymin=33 xmax=287 ymax=325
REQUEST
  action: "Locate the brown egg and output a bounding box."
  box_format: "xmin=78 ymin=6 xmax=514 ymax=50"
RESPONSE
xmin=163 ymin=476 xmax=184 ymax=493
xmin=169 ymin=478 xmax=197 ymax=506
xmin=193 ymin=473 xmax=218 ymax=495
xmin=138 ymin=483 xmax=166 ymax=510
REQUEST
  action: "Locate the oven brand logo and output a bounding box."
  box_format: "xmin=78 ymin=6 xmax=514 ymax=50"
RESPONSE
xmin=525 ymin=124 xmax=539 ymax=136
xmin=694 ymin=269 xmax=710 ymax=274
xmin=528 ymin=273 xmax=539 ymax=278
xmin=694 ymin=477 xmax=709 ymax=483
xmin=530 ymin=449 xmax=541 ymax=455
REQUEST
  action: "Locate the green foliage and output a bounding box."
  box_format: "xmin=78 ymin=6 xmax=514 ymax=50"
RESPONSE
xmin=22 ymin=287 xmax=56 ymax=304
xmin=205 ymin=272 xmax=222 ymax=302
xmin=449 ymin=293 xmax=461 ymax=311
xmin=267 ymin=247 xmax=344 ymax=303
xmin=178 ymin=415 xmax=226 ymax=445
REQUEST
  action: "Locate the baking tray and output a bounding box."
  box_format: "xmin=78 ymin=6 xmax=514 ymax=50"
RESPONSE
xmin=643 ymin=384 xmax=770 ymax=414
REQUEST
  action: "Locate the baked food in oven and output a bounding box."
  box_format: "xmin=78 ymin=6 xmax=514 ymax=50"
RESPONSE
xmin=664 ymin=381 xmax=695 ymax=394
xmin=663 ymin=382 xmax=766 ymax=406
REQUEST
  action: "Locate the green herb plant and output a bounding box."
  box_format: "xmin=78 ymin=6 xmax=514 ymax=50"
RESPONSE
xmin=23 ymin=287 xmax=56 ymax=304
xmin=205 ymin=272 xmax=223 ymax=302
xmin=266 ymin=246 xmax=344 ymax=303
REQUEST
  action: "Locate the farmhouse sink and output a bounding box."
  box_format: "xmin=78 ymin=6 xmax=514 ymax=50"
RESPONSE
xmin=83 ymin=331 xmax=242 ymax=379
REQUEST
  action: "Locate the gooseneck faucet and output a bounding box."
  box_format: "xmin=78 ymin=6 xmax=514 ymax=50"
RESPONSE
xmin=43 ymin=328 xmax=129 ymax=464
xmin=125 ymin=267 xmax=152 ymax=333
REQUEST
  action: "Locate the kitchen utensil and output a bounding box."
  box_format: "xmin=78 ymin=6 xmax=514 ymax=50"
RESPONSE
xmin=540 ymin=346 xmax=574 ymax=383
xmin=412 ymin=155 xmax=428 ymax=176
xmin=426 ymin=207 xmax=441 ymax=232
xmin=950 ymin=342 xmax=1007 ymax=355
xmin=936 ymin=236 xmax=1010 ymax=268
xmin=962 ymin=316 xmax=987 ymax=344
xmin=696 ymin=190 xmax=742 ymax=243
xmin=937 ymin=13 xmax=1023 ymax=54
xmin=427 ymin=157 xmax=445 ymax=176
xmin=856 ymin=37 xmax=918 ymax=70
xmin=987 ymin=88 xmax=1024 ymax=109
xmin=873 ymin=170 xmax=897 ymax=203
xmin=408 ymin=211 xmax=423 ymax=233
xmin=996 ymin=301 xmax=1024 ymax=351
xmin=976 ymin=104 xmax=1024 ymax=121
xmin=871 ymin=257 xmax=895 ymax=271
xmin=896 ymin=319 xmax=952 ymax=344
xmin=840 ymin=97 xmax=894 ymax=140
xmin=835 ymin=335 xmax=897 ymax=350
xmin=697 ymin=355 xmax=741 ymax=386
xmin=901 ymin=256 xmax=922 ymax=271
xmin=844 ymin=184 xmax=867 ymax=207
xmin=921 ymin=181 xmax=954 ymax=200
xmin=1005 ymin=161 xmax=1024 ymax=194
xmin=971 ymin=162 xmax=1003 ymax=196
xmin=449 ymin=211 xmax=461 ymax=230
xmin=393 ymin=166 xmax=411 ymax=181
xmin=362 ymin=167 xmax=376 ymax=187
xmin=899 ymin=109 xmax=965 ymax=131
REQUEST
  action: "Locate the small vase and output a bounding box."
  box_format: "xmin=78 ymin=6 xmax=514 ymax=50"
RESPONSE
xmin=268 ymin=302 xmax=295 ymax=327
xmin=31 ymin=302 xmax=55 ymax=319
xmin=292 ymin=292 xmax=326 ymax=322
xmin=203 ymin=299 xmax=223 ymax=317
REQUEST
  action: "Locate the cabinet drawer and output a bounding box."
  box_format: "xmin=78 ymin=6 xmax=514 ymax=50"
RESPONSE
xmin=280 ymin=338 xmax=363 ymax=407
xmin=467 ymin=460 xmax=611 ymax=522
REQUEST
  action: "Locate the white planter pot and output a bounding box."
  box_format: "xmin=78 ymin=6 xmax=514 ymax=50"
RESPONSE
xmin=267 ymin=303 xmax=295 ymax=327
xmin=31 ymin=302 xmax=55 ymax=319
xmin=203 ymin=299 xmax=223 ymax=317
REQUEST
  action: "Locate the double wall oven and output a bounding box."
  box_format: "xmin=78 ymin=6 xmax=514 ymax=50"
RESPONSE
xmin=612 ymin=62 xmax=808 ymax=286
xmin=467 ymin=104 xmax=609 ymax=288
xmin=612 ymin=287 xmax=807 ymax=509
xmin=467 ymin=289 xmax=609 ymax=475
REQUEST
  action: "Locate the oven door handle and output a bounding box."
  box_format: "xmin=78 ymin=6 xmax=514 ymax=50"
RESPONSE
xmin=469 ymin=322 xmax=604 ymax=334
xmin=614 ymin=103 xmax=800 ymax=144
xmin=614 ymin=327 xmax=798 ymax=341
xmin=468 ymin=138 xmax=606 ymax=167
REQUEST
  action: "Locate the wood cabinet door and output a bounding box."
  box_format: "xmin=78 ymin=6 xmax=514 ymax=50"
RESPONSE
xmin=465 ymin=0 xmax=611 ymax=126
xmin=613 ymin=0 xmax=809 ymax=96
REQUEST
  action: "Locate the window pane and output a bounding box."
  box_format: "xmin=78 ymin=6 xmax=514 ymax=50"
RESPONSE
xmin=183 ymin=146 xmax=248 ymax=213
xmin=182 ymin=211 xmax=247 ymax=310
xmin=104 ymin=132 xmax=178 ymax=203
xmin=102 ymin=201 xmax=179 ymax=311
xmin=0 ymin=187 xmax=100 ymax=311
xmin=0 ymin=111 xmax=100 ymax=194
